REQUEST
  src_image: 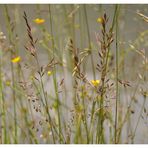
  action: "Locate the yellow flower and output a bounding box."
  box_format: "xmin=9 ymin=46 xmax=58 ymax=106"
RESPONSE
xmin=5 ymin=80 xmax=11 ymax=86
xmin=97 ymin=17 xmax=103 ymax=23
xmin=11 ymin=56 xmax=21 ymax=63
xmin=34 ymin=18 xmax=45 ymax=24
xmin=47 ymin=71 xmax=52 ymax=76
xmin=91 ymin=80 xmax=100 ymax=87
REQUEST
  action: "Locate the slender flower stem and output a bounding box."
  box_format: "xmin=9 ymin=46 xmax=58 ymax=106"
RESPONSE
xmin=83 ymin=5 xmax=96 ymax=80
xmin=48 ymin=5 xmax=64 ymax=143
xmin=35 ymin=55 xmax=56 ymax=143
xmin=0 ymin=47 xmax=6 ymax=144
xmin=115 ymin=4 xmax=119 ymax=144
xmin=4 ymin=5 xmax=17 ymax=143
xmin=131 ymin=96 xmax=146 ymax=143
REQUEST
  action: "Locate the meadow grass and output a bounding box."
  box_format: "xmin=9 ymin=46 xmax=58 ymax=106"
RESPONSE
xmin=0 ymin=4 xmax=147 ymax=144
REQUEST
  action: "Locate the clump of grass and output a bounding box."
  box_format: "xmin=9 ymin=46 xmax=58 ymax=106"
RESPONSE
xmin=23 ymin=11 xmax=66 ymax=144
xmin=0 ymin=4 xmax=147 ymax=144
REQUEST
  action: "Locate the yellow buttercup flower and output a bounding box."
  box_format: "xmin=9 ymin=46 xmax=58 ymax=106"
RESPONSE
xmin=5 ymin=80 xmax=11 ymax=86
xmin=34 ymin=18 xmax=45 ymax=24
xmin=97 ymin=17 xmax=103 ymax=24
xmin=47 ymin=71 xmax=52 ymax=76
xmin=11 ymin=56 xmax=21 ymax=63
xmin=91 ymin=80 xmax=100 ymax=87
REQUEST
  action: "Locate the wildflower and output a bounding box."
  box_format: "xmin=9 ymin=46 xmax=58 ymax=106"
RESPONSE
xmin=5 ymin=80 xmax=11 ymax=86
xmin=91 ymin=80 xmax=100 ymax=87
xmin=11 ymin=56 xmax=21 ymax=63
xmin=34 ymin=18 xmax=45 ymax=24
xmin=47 ymin=71 xmax=52 ymax=76
xmin=97 ymin=17 xmax=103 ymax=24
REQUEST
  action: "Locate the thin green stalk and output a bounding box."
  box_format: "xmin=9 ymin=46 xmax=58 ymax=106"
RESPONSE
xmin=10 ymin=56 xmax=17 ymax=144
xmin=0 ymin=48 xmax=7 ymax=144
xmin=35 ymin=56 xmax=56 ymax=143
xmin=79 ymin=6 xmax=84 ymax=53
xmin=79 ymin=6 xmax=87 ymax=74
xmin=97 ymin=15 xmax=107 ymax=144
xmin=82 ymin=90 xmax=89 ymax=143
xmin=115 ymin=4 xmax=119 ymax=144
xmin=131 ymin=50 xmax=147 ymax=143
xmin=131 ymin=96 xmax=146 ymax=143
xmin=97 ymin=21 xmax=107 ymax=144
xmin=96 ymin=5 xmax=119 ymax=144
xmin=4 ymin=5 xmax=17 ymax=143
xmin=35 ymin=53 xmax=65 ymax=144
xmin=83 ymin=5 xmax=96 ymax=79
xmin=89 ymin=99 xmax=97 ymax=143
xmin=74 ymin=114 xmax=82 ymax=144
xmin=71 ymin=4 xmax=76 ymax=46
xmin=48 ymin=5 xmax=64 ymax=143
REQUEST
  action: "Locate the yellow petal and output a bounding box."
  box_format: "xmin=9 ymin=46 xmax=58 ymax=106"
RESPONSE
xmin=91 ymin=79 xmax=100 ymax=86
xmin=47 ymin=71 xmax=52 ymax=76
xmin=6 ymin=80 xmax=11 ymax=86
xmin=11 ymin=56 xmax=21 ymax=63
xmin=34 ymin=18 xmax=45 ymax=24
xmin=97 ymin=17 xmax=103 ymax=23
